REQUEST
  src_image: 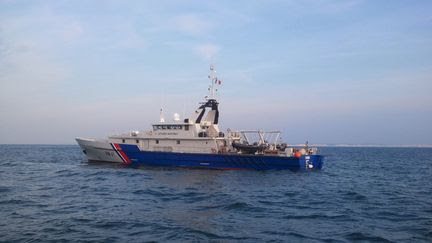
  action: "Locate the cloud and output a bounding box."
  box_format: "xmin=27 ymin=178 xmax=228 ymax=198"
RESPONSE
xmin=0 ymin=7 xmax=69 ymax=81
xmin=276 ymin=0 xmax=362 ymax=15
xmin=101 ymin=20 xmax=149 ymax=50
xmin=310 ymin=0 xmax=362 ymax=14
xmin=61 ymin=21 xmax=84 ymax=42
xmin=195 ymin=43 xmax=220 ymax=60
xmin=0 ymin=0 xmax=430 ymax=145
xmin=0 ymin=6 xmax=73 ymax=137
xmin=172 ymin=14 xmax=213 ymax=35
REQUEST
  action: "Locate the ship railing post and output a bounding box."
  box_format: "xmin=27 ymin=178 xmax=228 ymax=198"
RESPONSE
xmin=258 ymin=131 xmax=265 ymax=145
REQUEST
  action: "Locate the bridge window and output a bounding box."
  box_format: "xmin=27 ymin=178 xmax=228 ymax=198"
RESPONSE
xmin=122 ymin=139 xmax=125 ymax=143
xmin=176 ymin=140 xmax=180 ymax=144
xmin=136 ymin=140 xmax=139 ymax=143
xmin=155 ymin=140 xmax=159 ymax=144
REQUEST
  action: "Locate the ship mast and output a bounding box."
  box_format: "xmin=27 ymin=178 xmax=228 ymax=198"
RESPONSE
xmin=208 ymin=63 xmax=220 ymax=100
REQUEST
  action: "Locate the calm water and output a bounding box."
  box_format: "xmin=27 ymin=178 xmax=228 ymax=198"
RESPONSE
xmin=0 ymin=145 xmax=431 ymax=242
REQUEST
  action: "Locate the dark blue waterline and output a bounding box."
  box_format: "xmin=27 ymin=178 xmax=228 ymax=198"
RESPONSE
xmin=116 ymin=143 xmax=324 ymax=171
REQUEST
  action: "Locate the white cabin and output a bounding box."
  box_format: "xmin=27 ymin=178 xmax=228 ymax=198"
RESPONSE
xmin=108 ymin=98 xmax=241 ymax=154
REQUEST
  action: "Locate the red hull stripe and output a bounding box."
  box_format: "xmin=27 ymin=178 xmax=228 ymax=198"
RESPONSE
xmin=112 ymin=143 xmax=132 ymax=164
xmin=119 ymin=151 xmax=132 ymax=164
xmin=110 ymin=143 xmax=124 ymax=162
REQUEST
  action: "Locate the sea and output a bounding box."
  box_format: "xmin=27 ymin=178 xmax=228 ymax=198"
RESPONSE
xmin=0 ymin=145 xmax=431 ymax=242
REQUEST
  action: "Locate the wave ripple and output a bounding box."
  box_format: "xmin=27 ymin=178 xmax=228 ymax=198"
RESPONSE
xmin=0 ymin=145 xmax=431 ymax=242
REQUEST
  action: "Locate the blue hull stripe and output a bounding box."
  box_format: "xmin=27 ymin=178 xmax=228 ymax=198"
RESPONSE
xmin=118 ymin=144 xmax=324 ymax=171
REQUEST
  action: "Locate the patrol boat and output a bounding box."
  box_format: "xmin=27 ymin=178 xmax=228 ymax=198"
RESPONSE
xmin=76 ymin=65 xmax=324 ymax=171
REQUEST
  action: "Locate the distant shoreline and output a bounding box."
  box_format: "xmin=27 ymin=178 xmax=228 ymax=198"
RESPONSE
xmin=291 ymin=144 xmax=432 ymax=148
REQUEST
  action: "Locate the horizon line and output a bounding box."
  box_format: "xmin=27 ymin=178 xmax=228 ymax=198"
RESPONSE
xmin=1 ymin=143 xmax=432 ymax=148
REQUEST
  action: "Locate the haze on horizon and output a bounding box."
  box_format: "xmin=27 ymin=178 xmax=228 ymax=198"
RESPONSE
xmin=1 ymin=1 xmax=431 ymax=145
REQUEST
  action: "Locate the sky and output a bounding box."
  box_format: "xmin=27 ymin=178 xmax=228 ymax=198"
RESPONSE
xmin=0 ymin=0 xmax=431 ymax=145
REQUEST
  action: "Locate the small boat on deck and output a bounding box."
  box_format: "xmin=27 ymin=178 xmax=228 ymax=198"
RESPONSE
xmin=76 ymin=65 xmax=324 ymax=171
xmin=232 ymin=142 xmax=267 ymax=155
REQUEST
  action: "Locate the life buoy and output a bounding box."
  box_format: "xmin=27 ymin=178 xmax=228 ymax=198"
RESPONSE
xmin=294 ymin=151 xmax=302 ymax=158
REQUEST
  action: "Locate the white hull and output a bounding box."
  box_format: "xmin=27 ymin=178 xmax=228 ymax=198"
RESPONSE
xmin=76 ymin=137 xmax=123 ymax=163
